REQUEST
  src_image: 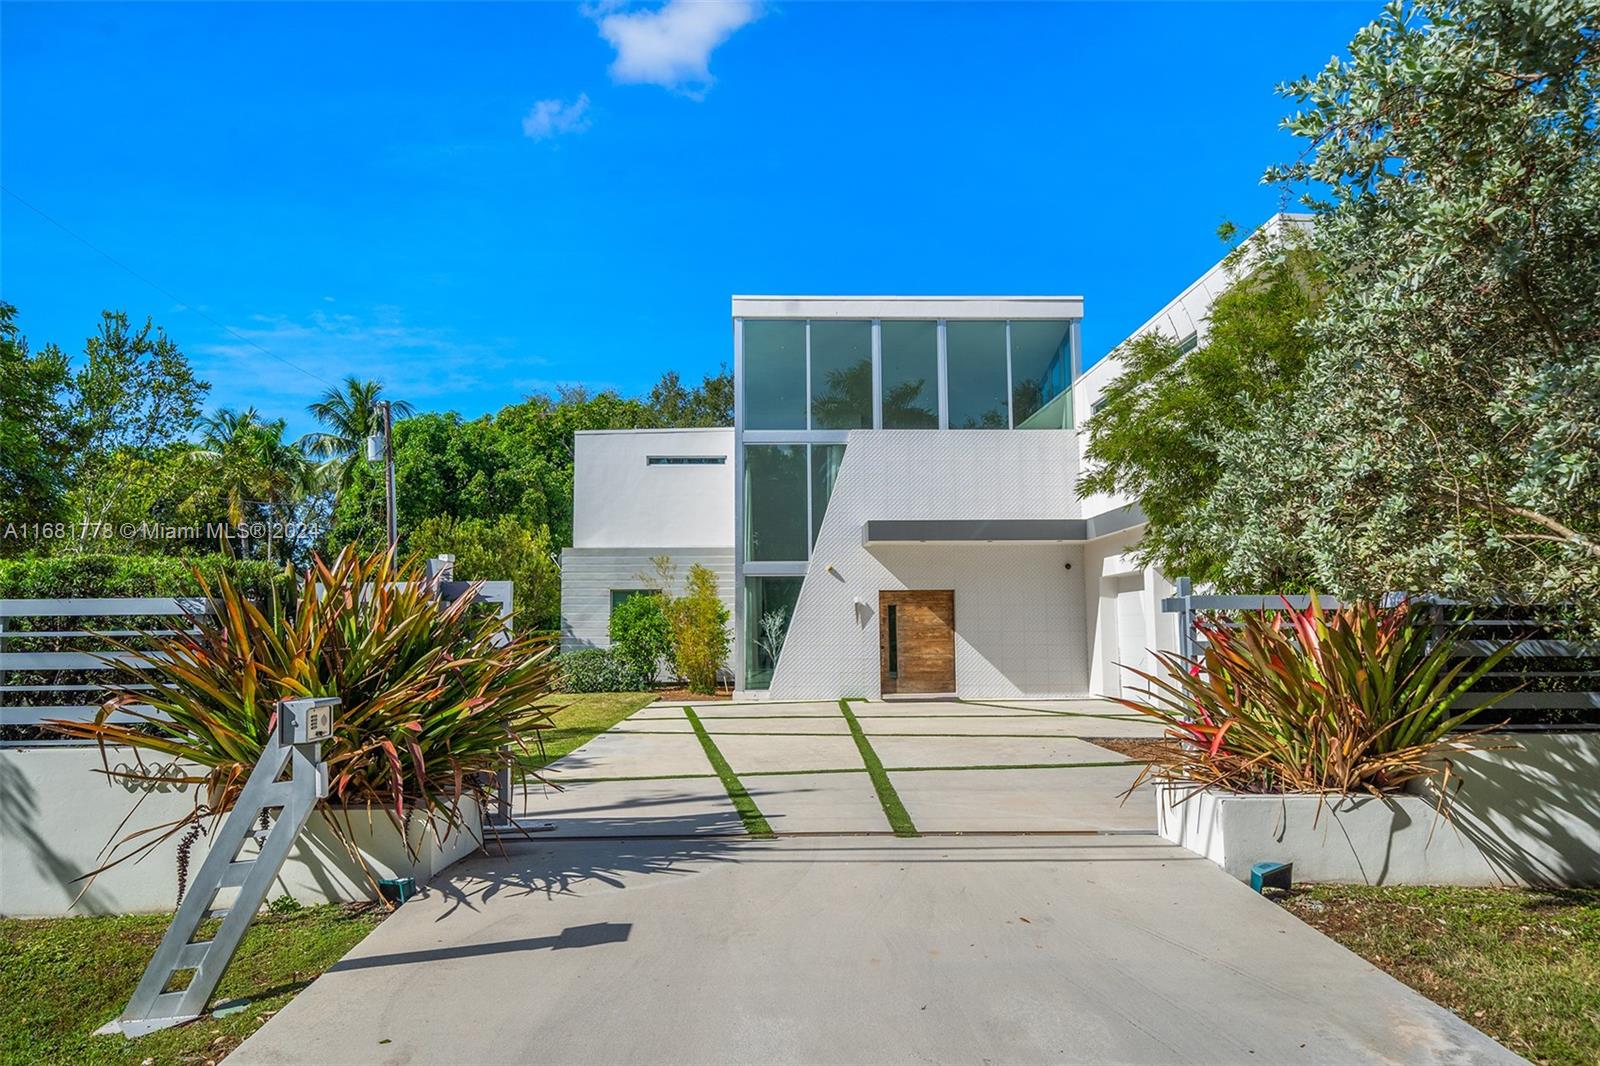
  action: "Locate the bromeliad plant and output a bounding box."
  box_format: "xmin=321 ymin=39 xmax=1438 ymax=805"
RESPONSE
xmin=1116 ymin=596 xmax=1514 ymax=800
xmin=49 ymin=546 xmax=557 ymax=891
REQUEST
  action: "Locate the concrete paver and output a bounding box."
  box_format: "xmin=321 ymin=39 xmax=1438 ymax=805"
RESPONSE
xmin=745 ymin=771 xmax=890 ymax=834
xmin=613 ymin=716 xmax=856 ymax=735
xmin=859 ymin=715 xmax=1166 ymax=738
xmin=715 ymin=733 xmax=866 ymax=775
xmin=540 ymin=729 xmax=714 ymax=778
xmin=868 ymin=733 xmax=1128 ymax=769
xmin=233 ymin=836 xmax=1519 ymax=1066
xmin=891 ymin=765 xmax=1155 ymax=833
xmin=513 ymin=778 xmax=739 ymax=837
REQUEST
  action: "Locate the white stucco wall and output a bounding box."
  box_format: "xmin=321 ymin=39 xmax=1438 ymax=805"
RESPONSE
xmin=571 ymin=428 xmax=734 ymax=549
xmin=1081 ymin=528 xmax=1179 ymax=698
xmin=765 ymin=430 xmax=1089 ymax=700
xmin=1 ymin=747 xmax=482 ymax=917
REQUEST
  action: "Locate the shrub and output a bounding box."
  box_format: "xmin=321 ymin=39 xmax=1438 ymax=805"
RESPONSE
xmin=608 ymin=593 xmax=671 ymax=683
xmin=48 ymin=547 xmax=558 ymax=891
xmin=667 ymin=564 xmax=729 ymax=695
xmin=406 ymin=514 xmax=560 ymax=634
xmin=0 ymin=552 xmax=291 ymax=601
xmin=557 ymin=648 xmax=647 ymax=693
xmin=1117 ymin=596 xmax=1513 ymax=799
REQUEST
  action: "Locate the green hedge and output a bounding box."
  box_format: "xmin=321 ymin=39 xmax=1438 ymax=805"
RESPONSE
xmin=0 ymin=554 xmax=294 ymax=601
xmin=556 ymin=648 xmax=651 ymax=693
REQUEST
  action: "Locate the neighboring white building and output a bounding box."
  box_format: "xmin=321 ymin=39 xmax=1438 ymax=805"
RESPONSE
xmin=562 ymin=216 xmax=1305 ymax=698
xmin=560 ymin=427 xmax=734 ymax=653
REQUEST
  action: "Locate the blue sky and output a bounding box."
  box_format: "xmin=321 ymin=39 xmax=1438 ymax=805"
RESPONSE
xmin=2 ymin=1 xmax=1370 ymax=440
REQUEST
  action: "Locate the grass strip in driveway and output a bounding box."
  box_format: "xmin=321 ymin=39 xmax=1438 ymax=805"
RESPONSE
xmin=838 ymin=699 xmax=918 ymax=837
xmin=683 ymin=706 xmax=775 ymax=839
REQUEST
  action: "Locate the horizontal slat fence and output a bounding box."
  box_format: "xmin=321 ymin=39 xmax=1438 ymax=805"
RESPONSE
xmin=0 ymin=597 xmax=208 ymax=732
xmin=1163 ymin=578 xmax=1600 ymax=730
xmin=0 ymin=578 xmax=514 ymax=741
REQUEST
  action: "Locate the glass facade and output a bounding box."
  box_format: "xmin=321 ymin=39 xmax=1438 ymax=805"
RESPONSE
xmin=742 ymin=319 xmax=806 ymax=430
xmin=809 ymin=320 xmax=872 ymax=429
xmin=742 ymin=444 xmax=808 ymax=561
xmin=945 ymin=320 xmax=1010 ymax=429
xmin=880 ymin=320 xmax=939 ymax=427
xmin=810 ymin=443 xmax=846 ymax=543
xmin=1009 ymin=320 xmax=1074 ymax=425
xmin=744 ymin=575 xmax=804 ymax=690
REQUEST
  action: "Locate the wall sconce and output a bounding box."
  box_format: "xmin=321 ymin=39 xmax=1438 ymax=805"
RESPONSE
xmin=826 ymin=564 xmax=842 ymax=579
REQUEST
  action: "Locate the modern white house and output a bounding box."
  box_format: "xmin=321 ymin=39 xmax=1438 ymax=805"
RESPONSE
xmin=562 ymin=217 xmax=1306 ymax=699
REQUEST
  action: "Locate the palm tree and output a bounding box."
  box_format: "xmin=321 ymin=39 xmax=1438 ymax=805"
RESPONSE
xmin=194 ymin=407 xmax=315 ymax=560
xmin=299 ymin=376 xmax=414 ymax=491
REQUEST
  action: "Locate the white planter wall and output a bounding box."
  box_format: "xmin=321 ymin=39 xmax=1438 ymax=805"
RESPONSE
xmin=1157 ymin=732 xmax=1600 ymax=886
xmin=0 ymin=746 xmax=484 ymax=917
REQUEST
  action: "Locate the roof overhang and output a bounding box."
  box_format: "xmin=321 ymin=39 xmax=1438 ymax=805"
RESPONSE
xmin=862 ymin=506 xmax=1144 ymax=546
xmin=732 ymin=295 xmax=1084 ymax=320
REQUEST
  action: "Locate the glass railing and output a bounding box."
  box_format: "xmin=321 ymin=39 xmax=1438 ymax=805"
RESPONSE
xmin=1015 ymin=388 xmax=1073 ymax=430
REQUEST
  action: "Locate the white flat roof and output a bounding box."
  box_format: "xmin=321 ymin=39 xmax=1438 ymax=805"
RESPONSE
xmin=731 ymin=295 xmax=1083 ymax=320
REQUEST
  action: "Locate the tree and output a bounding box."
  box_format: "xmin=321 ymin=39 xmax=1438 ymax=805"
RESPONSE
xmin=406 ymin=514 xmax=561 ymax=634
xmin=0 ymin=303 xmax=77 ymax=537
xmin=648 ymin=366 xmax=733 ymax=427
xmin=190 ymin=407 xmax=317 ymax=561
xmin=302 ymin=376 xmax=414 ymax=491
xmin=65 ymin=311 xmax=208 ymax=544
xmin=667 ymin=563 xmax=730 ymax=694
xmin=1236 ymin=0 xmax=1600 ymax=614
xmin=1078 ymin=224 xmax=1325 ymax=586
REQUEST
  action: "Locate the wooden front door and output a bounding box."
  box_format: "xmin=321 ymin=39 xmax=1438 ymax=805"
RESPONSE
xmin=879 ymin=590 xmax=956 ymax=695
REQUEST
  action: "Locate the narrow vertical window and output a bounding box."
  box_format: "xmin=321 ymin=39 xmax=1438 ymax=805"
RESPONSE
xmin=887 ymin=604 xmax=899 ymax=678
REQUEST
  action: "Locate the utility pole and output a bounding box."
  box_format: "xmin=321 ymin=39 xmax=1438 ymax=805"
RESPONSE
xmin=382 ymin=400 xmax=397 ymax=556
xmin=367 ymin=401 xmax=398 ymax=557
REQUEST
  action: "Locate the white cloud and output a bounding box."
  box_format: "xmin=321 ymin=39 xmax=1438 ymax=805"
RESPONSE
xmin=521 ymin=94 xmax=592 ymax=140
xmin=592 ymin=0 xmax=760 ymax=96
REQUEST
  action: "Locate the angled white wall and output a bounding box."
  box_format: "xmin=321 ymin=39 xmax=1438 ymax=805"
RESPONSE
xmin=765 ymin=430 xmax=1089 ymax=700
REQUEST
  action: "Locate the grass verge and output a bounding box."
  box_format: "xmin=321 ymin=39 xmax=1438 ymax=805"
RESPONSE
xmin=1279 ymin=885 xmax=1600 ymax=1066
xmin=683 ymin=706 xmax=775 ymax=838
xmin=0 ymin=903 xmax=383 ymax=1066
xmin=522 ymin=691 xmax=655 ymax=770
xmin=838 ymin=699 xmax=918 ymax=837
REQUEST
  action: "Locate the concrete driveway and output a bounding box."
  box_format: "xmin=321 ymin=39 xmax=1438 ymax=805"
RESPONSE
xmin=231 ymin=699 xmax=1521 ymax=1065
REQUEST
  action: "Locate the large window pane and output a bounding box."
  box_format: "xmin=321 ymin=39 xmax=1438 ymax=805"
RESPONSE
xmin=809 ymin=320 xmax=872 ymax=429
xmin=742 ymin=320 xmax=806 ymax=430
xmin=880 ymin=320 xmax=938 ymax=428
xmin=946 ymin=320 xmax=1009 ymax=429
xmin=810 ymin=444 xmax=846 ymax=545
xmin=743 ymin=444 xmax=807 ymax=561
xmin=744 ymin=575 xmax=803 ymax=689
xmin=1010 ymin=320 xmax=1074 ymax=427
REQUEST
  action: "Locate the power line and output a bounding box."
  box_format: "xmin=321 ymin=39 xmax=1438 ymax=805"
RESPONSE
xmin=2 ymin=183 xmax=338 ymax=390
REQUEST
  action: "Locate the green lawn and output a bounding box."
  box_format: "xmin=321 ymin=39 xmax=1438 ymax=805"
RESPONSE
xmin=524 ymin=691 xmax=656 ymax=769
xmin=0 ymin=903 xmax=383 ymax=1066
xmin=1280 ymin=885 xmax=1600 ymax=1066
